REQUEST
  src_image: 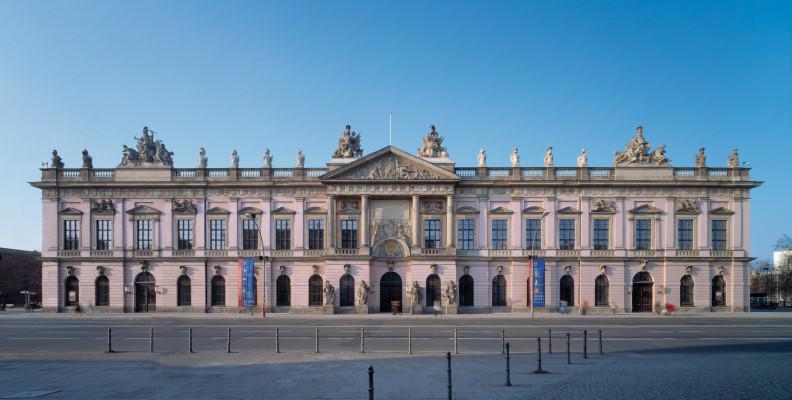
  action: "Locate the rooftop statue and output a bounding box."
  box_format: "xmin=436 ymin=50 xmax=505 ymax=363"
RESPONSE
xmin=230 ymin=150 xmax=239 ymax=168
xmin=477 ymin=148 xmax=487 ymax=167
xmin=577 ymin=148 xmax=587 ymax=168
xmin=417 ymin=125 xmax=448 ymax=158
xmin=544 ymin=146 xmax=554 ymax=167
xmin=119 ymin=126 xmax=174 ymax=167
xmin=263 ymin=148 xmax=272 ymax=168
xmin=198 ymin=147 xmax=208 ymax=168
xmin=51 ymin=150 xmax=64 ymax=169
xmin=296 ymin=150 xmax=305 ymax=168
xmin=81 ymin=149 xmax=93 ymax=169
xmin=511 ymin=147 xmax=519 ymax=167
xmin=613 ymin=126 xmax=670 ymax=166
xmin=695 ymin=147 xmax=706 ymax=168
xmin=728 ymin=148 xmax=739 ymax=168
xmin=332 ymin=125 xmax=363 ymax=159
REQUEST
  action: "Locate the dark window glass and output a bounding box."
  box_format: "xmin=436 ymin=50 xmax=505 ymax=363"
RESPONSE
xmin=309 ymin=275 xmax=323 ymax=306
xmin=209 ymin=220 xmax=226 ymax=250
xmin=680 ymin=275 xmax=694 ymax=306
xmin=491 ymin=220 xmax=508 ymax=250
xmin=135 ymin=220 xmax=152 ymax=250
xmin=95 ymin=220 xmax=112 ymax=250
xmin=426 ymin=274 xmax=441 ymax=307
xmin=559 ymin=219 xmax=575 ymax=250
xmin=63 ymin=220 xmax=80 ymax=250
xmin=457 ymin=219 xmax=474 ymax=250
xmin=712 ymin=275 xmax=726 ymax=306
xmin=560 ymin=275 xmax=574 ymax=306
xmin=242 ymin=219 xmax=258 ymax=250
xmin=211 ymin=275 xmax=225 ymax=306
xmin=635 ymin=219 xmax=651 ymax=250
xmin=95 ymin=275 xmax=109 ymax=306
xmin=275 ymin=220 xmax=291 ymax=250
xmin=177 ymin=219 xmax=193 ymax=250
xmin=525 ymin=219 xmax=541 ymax=250
xmin=308 ymin=219 xmax=324 ymax=250
xmin=595 ymin=275 xmax=608 ymax=307
xmin=341 ymin=219 xmax=358 ymax=249
xmin=177 ymin=275 xmax=191 ymax=306
xmin=459 ymin=274 xmax=474 ymax=306
xmin=424 ymin=219 xmax=441 ymax=249
xmin=592 ymin=219 xmax=609 ymax=250
xmin=712 ymin=220 xmax=727 ymax=251
xmin=677 ymin=219 xmax=693 ymax=250
xmin=339 ymin=274 xmax=354 ymax=306
xmin=276 ymin=275 xmax=291 ymax=306
xmin=492 ymin=275 xmax=507 ymax=306
xmin=65 ymin=275 xmax=79 ymax=306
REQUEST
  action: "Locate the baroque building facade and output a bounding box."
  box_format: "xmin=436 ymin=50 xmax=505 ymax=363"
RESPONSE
xmin=33 ymin=125 xmax=760 ymax=313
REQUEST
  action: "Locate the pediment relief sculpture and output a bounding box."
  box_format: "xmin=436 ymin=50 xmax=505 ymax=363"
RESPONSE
xmin=455 ymin=206 xmax=480 ymax=215
xmin=338 ymin=200 xmax=360 ymax=213
xmin=348 ymin=154 xmax=439 ymax=180
xmin=90 ymin=199 xmax=115 ymax=214
xmin=613 ymin=126 xmax=670 ymax=167
xmin=172 ymin=199 xmax=197 ymax=214
xmin=709 ymin=206 xmax=735 ymax=216
xmin=119 ymin=126 xmax=174 ymax=167
xmin=676 ymin=199 xmax=699 ymax=214
xmin=422 ymin=200 xmax=443 ymax=214
xmin=628 ymin=204 xmax=664 ymax=214
xmin=417 ymin=125 xmax=448 ymax=158
xmin=591 ymin=200 xmax=615 ymax=214
xmin=332 ymin=125 xmax=363 ymax=159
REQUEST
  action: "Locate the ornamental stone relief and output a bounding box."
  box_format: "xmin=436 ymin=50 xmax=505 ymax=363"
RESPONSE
xmin=341 ymin=153 xmax=441 ymax=180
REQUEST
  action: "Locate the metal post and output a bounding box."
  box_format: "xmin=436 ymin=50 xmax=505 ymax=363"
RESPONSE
xmin=446 ymin=352 xmax=452 ymax=400
xmin=106 ymin=328 xmax=112 ymax=353
xmin=275 ymin=328 xmax=280 ymax=353
xmin=599 ymin=329 xmax=603 ymax=355
xmin=548 ymin=328 xmax=552 ymax=354
xmin=566 ymin=332 xmax=571 ymax=365
xmin=150 ymin=327 xmax=154 ymax=353
xmin=533 ymin=337 xmax=547 ymax=373
xmin=188 ymin=328 xmax=193 ymax=354
xmin=408 ymin=328 xmax=412 ymax=354
xmin=315 ymin=328 xmax=319 ymax=353
xmin=360 ymin=328 xmax=365 ymax=353
xmin=454 ymin=328 xmax=458 ymax=355
xmin=583 ymin=330 xmax=588 ymax=359
xmin=501 ymin=328 xmax=505 ymax=354
xmin=505 ymin=342 xmax=512 ymax=386
xmin=227 ymin=328 xmax=231 ymax=353
xmin=368 ymin=366 xmax=374 ymax=400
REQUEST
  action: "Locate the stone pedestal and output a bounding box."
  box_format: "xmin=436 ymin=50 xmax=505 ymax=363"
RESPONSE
xmin=445 ymin=305 xmax=459 ymax=315
xmin=356 ymin=304 xmax=370 ymax=314
xmin=410 ymin=304 xmax=423 ymax=315
xmin=322 ymin=305 xmax=335 ymax=315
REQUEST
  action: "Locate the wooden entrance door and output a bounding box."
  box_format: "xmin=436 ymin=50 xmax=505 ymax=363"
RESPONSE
xmin=135 ymin=272 xmax=156 ymax=312
xmin=379 ymin=272 xmax=402 ymax=312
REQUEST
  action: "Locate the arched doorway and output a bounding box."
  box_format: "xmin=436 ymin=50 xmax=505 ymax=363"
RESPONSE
xmin=459 ymin=275 xmax=474 ymax=307
xmin=64 ymin=275 xmax=79 ymax=307
xmin=560 ymin=275 xmax=574 ymax=306
xmin=632 ymin=271 xmax=653 ymax=313
xmin=712 ymin=275 xmax=726 ymax=307
xmin=426 ymin=274 xmax=441 ymax=308
xmin=135 ymin=271 xmax=156 ymax=312
xmin=380 ymin=271 xmax=402 ymax=312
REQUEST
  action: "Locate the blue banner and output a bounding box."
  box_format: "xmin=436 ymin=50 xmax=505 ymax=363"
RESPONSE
xmin=241 ymin=258 xmax=256 ymax=307
xmin=532 ymin=258 xmax=545 ymax=308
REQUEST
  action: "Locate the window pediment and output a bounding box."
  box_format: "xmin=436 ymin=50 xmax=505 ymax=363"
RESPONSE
xmin=206 ymin=207 xmax=231 ymax=215
xmin=556 ymin=206 xmax=582 ymax=214
xmin=488 ymin=206 xmax=513 ymax=215
xmin=305 ymin=206 xmax=327 ymax=214
xmin=628 ymin=204 xmax=664 ymax=214
xmin=709 ymin=207 xmax=735 ymax=216
xmin=126 ymin=205 xmax=161 ymax=215
xmin=58 ymin=207 xmax=84 ymax=216
xmin=271 ymin=207 xmax=296 ymax=215
xmin=455 ymin=206 xmax=480 ymax=215
xmin=521 ymin=206 xmax=546 ymax=214
xmin=238 ymin=207 xmax=263 ymax=216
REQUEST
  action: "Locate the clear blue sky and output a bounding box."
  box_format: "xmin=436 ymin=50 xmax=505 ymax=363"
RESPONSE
xmin=1 ymin=1 xmax=789 ymax=260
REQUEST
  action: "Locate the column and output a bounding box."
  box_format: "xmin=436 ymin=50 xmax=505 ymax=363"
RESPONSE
xmin=411 ymin=195 xmax=420 ymax=248
xmin=360 ymin=195 xmax=369 ymax=248
xmin=327 ymin=195 xmax=336 ymax=249
xmin=446 ymin=194 xmax=454 ymax=248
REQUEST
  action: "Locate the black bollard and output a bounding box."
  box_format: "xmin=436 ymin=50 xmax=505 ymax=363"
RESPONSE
xmin=533 ymin=337 xmax=548 ymax=373
xmin=227 ymin=328 xmax=231 ymax=353
xmin=505 ymin=342 xmax=512 ymax=386
xmin=275 ymin=328 xmax=280 ymax=353
xmin=188 ymin=328 xmax=193 ymax=353
xmin=599 ymin=329 xmax=603 ymax=355
xmin=566 ymin=332 xmax=571 ymax=365
xmin=106 ymin=328 xmax=112 ymax=353
xmin=150 ymin=327 xmax=154 ymax=353
xmin=446 ymin=352 xmax=453 ymax=400
xmin=368 ymin=366 xmax=374 ymax=400
xmin=548 ymin=328 xmax=552 ymax=354
xmin=584 ymin=330 xmax=588 ymax=359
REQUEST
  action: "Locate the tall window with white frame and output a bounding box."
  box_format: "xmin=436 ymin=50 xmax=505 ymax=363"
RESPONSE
xmin=457 ymin=219 xmax=474 ymax=250
xmin=340 ymin=219 xmax=358 ymax=249
xmin=63 ymin=220 xmax=80 ymax=250
xmin=275 ymin=219 xmax=291 ymax=250
xmin=176 ymin=219 xmax=193 ymax=250
xmin=209 ymin=219 xmax=226 ymax=250
xmin=241 ymin=219 xmax=258 ymax=250
xmin=95 ymin=220 xmax=112 ymax=250
xmin=559 ymin=219 xmax=575 ymax=250
xmin=491 ymin=219 xmax=508 ymax=250
xmin=424 ymin=219 xmax=441 ymax=248
xmin=308 ymin=219 xmax=324 ymax=250
xmin=677 ymin=219 xmax=693 ymax=250
xmin=135 ymin=220 xmax=152 ymax=250
xmin=525 ymin=219 xmax=541 ymax=250
xmin=634 ymin=219 xmax=652 ymax=250
xmin=711 ymin=220 xmax=727 ymax=251
xmin=592 ymin=219 xmax=609 ymax=250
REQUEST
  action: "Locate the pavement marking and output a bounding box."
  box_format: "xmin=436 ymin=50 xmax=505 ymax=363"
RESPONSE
xmin=678 ymin=330 xmax=704 ymax=333
xmin=648 ymin=330 xmax=673 ymax=333
xmin=339 ymin=330 xmax=392 ymax=333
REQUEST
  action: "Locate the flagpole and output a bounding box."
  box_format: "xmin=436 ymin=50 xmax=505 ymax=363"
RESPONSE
xmin=389 ymin=113 xmax=392 ymax=146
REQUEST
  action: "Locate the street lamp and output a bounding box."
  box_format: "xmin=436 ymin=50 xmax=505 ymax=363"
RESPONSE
xmin=245 ymin=212 xmax=267 ymax=317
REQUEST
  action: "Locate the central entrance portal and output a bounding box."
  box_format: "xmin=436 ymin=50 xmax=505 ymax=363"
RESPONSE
xmin=135 ymin=271 xmax=156 ymax=313
xmin=380 ymin=271 xmax=403 ymax=312
xmin=632 ymin=271 xmax=653 ymax=313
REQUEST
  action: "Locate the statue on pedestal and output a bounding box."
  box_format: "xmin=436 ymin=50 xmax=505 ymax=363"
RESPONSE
xmin=511 ymin=148 xmax=519 ymax=167
xmin=613 ymin=126 xmax=670 ymax=166
xmin=263 ymin=148 xmax=272 ymax=168
xmin=695 ymin=147 xmax=706 ymax=167
xmin=444 ymin=281 xmax=457 ymax=305
xmin=357 ymin=280 xmax=370 ymax=305
xmin=51 ymin=150 xmax=64 ymax=169
xmin=230 ymin=150 xmax=239 ymax=168
xmin=119 ymin=127 xmax=174 ymax=167
xmin=477 ymin=148 xmax=487 ymax=167
xmin=198 ymin=147 xmax=208 ymax=168
xmin=577 ymin=148 xmax=587 ymax=168
xmin=408 ymin=281 xmax=422 ymax=306
xmin=296 ymin=150 xmax=305 ymax=167
xmin=544 ymin=146 xmax=554 ymax=167
xmin=728 ymin=148 xmax=739 ymax=168
xmin=332 ymin=125 xmax=363 ymax=158
xmin=417 ymin=125 xmax=448 ymax=158
xmin=324 ymin=281 xmax=335 ymax=306
xmin=81 ymin=149 xmax=93 ymax=169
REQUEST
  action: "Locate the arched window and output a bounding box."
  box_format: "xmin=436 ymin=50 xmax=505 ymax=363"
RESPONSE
xmin=426 ymin=274 xmax=441 ymax=308
xmin=309 ymin=275 xmax=323 ymax=306
xmin=560 ymin=275 xmax=574 ymax=306
xmin=595 ymin=275 xmax=608 ymax=307
xmin=177 ymin=275 xmax=191 ymax=306
xmin=211 ymin=275 xmax=226 ymax=306
xmin=459 ymin=275 xmax=474 ymax=307
xmin=712 ymin=275 xmax=726 ymax=307
xmin=95 ymin=275 xmax=109 ymax=306
xmin=339 ymin=274 xmax=354 ymax=306
xmin=276 ymin=275 xmax=291 ymax=306
xmin=65 ymin=275 xmax=79 ymax=306
xmin=680 ymin=275 xmax=694 ymax=306
xmin=492 ymin=275 xmax=507 ymax=306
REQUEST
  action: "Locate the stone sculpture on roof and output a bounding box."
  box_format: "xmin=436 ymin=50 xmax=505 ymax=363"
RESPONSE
xmin=51 ymin=150 xmax=64 ymax=169
xmin=728 ymin=149 xmax=739 ymax=168
xmin=198 ymin=147 xmax=208 ymax=168
xmin=613 ymin=126 xmax=670 ymax=166
xmin=82 ymin=149 xmax=93 ymax=169
xmin=332 ymin=125 xmax=363 ymax=159
xmin=296 ymin=150 xmax=305 ymax=167
xmin=544 ymin=146 xmax=554 ymax=167
xmin=230 ymin=150 xmax=239 ymax=168
xmin=417 ymin=125 xmax=448 ymax=158
xmin=695 ymin=147 xmax=706 ymax=168
xmin=511 ymin=147 xmax=519 ymax=167
xmin=477 ymin=148 xmax=487 ymax=167
xmin=577 ymin=148 xmax=587 ymax=168
xmin=263 ymin=148 xmax=272 ymax=168
xmin=119 ymin=127 xmax=174 ymax=167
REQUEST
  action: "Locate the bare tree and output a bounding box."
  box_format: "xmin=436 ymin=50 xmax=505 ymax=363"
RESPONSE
xmin=775 ymin=234 xmax=792 ymax=251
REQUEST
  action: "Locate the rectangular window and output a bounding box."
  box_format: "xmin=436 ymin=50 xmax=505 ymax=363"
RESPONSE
xmin=177 ymin=219 xmax=193 ymax=250
xmin=275 ymin=219 xmax=291 ymax=250
xmin=592 ymin=219 xmax=609 ymax=250
xmin=635 ymin=219 xmax=651 ymax=250
xmin=341 ymin=219 xmax=358 ymax=249
xmin=135 ymin=219 xmax=152 ymax=250
xmin=712 ymin=220 xmax=727 ymax=250
xmin=63 ymin=220 xmax=80 ymax=250
xmin=308 ymin=219 xmax=325 ymax=250
xmin=677 ymin=219 xmax=693 ymax=250
xmin=559 ymin=219 xmax=576 ymax=250
xmin=491 ymin=220 xmax=508 ymax=250
xmin=424 ymin=219 xmax=442 ymax=248
xmin=241 ymin=219 xmax=258 ymax=250
xmin=525 ymin=219 xmax=541 ymax=250
xmin=95 ymin=220 xmax=112 ymax=250
xmin=209 ymin=219 xmax=226 ymax=250
xmin=457 ymin=219 xmax=475 ymax=250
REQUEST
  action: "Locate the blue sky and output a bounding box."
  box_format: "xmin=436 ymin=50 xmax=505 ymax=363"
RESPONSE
xmin=0 ymin=1 xmax=789 ymax=260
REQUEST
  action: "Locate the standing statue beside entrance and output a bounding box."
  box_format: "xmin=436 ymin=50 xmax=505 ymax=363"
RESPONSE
xmin=357 ymin=280 xmax=370 ymax=305
xmin=324 ymin=281 xmax=335 ymax=306
xmin=408 ymin=281 xmax=422 ymax=307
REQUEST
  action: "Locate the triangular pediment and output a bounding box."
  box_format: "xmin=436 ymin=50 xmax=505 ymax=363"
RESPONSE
xmin=126 ymin=205 xmax=161 ymax=215
xmin=488 ymin=206 xmax=513 ymax=215
xmin=272 ymin=207 xmax=296 ymax=215
xmin=320 ymin=146 xmax=459 ymax=182
xmin=522 ymin=206 xmax=547 ymax=214
xmin=58 ymin=207 xmax=84 ymax=216
xmin=557 ymin=206 xmax=582 ymax=214
xmin=709 ymin=207 xmax=735 ymax=215
xmin=455 ymin=206 xmax=480 ymax=214
xmin=305 ymin=206 xmax=327 ymax=214
xmin=206 ymin=207 xmax=230 ymax=215
xmin=238 ymin=207 xmax=263 ymax=215
xmin=629 ymin=204 xmax=664 ymax=214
